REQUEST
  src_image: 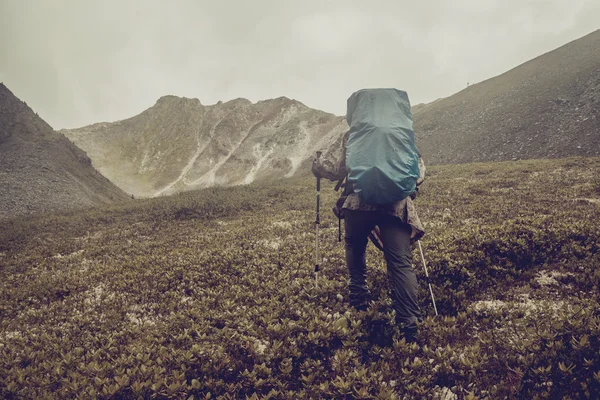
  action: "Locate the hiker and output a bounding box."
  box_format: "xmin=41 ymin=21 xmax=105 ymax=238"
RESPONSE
xmin=312 ymin=88 xmax=426 ymax=342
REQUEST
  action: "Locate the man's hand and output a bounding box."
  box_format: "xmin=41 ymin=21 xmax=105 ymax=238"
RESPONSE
xmin=311 ymin=151 xmax=322 ymax=178
xmin=311 ymin=149 xmax=347 ymax=181
xmin=410 ymin=188 xmax=418 ymax=200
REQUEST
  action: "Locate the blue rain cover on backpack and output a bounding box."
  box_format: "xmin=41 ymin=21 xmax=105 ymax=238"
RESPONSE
xmin=346 ymin=88 xmax=420 ymax=205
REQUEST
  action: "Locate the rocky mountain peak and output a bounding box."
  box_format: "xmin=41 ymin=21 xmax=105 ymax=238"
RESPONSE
xmin=0 ymin=84 xmax=130 ymax=219
xmin=220 ymin=97 xmax=253 ymax=108
xmin=156 ymin=94 xmax=202 ymax=105
xmin=63 ymin=93 xmax=347 ymax=197
xmin=258 ymin=96 xmax=304 ymax=108
xmin=0 ymin=83 xmax=54 ymax=140
xmin=57 ymin=30 xmax=600 ymax=199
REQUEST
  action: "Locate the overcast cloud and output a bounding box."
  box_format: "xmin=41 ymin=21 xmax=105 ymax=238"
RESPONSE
xmin=1 ymin=0 xmax=599 ymax=129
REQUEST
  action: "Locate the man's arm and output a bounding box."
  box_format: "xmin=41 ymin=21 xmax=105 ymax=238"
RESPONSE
xmin=311 ymin=132 xmax=348 ymax=181
xmin=417 ymin=156 xmax=426 ymax=186
xmin=410 ymin=154 xmax=426 ymax=200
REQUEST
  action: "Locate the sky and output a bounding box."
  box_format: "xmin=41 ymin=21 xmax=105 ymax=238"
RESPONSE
xmin=1 ymin=0 xmax=599 ymax=129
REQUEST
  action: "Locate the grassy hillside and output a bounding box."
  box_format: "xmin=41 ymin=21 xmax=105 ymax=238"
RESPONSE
xmin=1 ymin=157 xmax=599 ymax=399
xmin=414 ymin=30 xmax=600 ymax=165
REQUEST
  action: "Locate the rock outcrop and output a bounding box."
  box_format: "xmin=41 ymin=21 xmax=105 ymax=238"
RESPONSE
xmin=0 ymin=84 xmax=130 ymax=219
xmin=63 ymin=96 xmax=346 ymax=197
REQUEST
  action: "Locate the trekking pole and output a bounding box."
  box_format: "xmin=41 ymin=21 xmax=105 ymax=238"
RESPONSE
xmin=314 ymin=151 xmax=322 ymax=288
xmin=417 ymin=240 xmax=438 ymax=316
xmin=334 ymin=177 xmax=345 ymax=243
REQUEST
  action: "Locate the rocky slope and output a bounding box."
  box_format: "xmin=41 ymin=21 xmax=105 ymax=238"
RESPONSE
xmin=62 ymin=97 xmax=346 ymax=198
xmin=413 ymin=29 xmax=600 ymax=164
xmin=63 ymin=30 xmax=599 ymax=196
xmin=0 ymin=84 xmax=129 ymax=220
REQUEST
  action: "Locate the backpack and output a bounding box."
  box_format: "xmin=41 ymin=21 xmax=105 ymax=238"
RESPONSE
xmin=345 ymin=88 xmax=420 ymax=205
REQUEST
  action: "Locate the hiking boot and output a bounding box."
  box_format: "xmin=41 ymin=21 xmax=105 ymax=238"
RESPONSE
xmin=400 ymin=325 xmax=418 ymax=343
xmin=352 ymin=300 xmax=370 ymax=312
xmin=349 ymin=293 xmax=371 ymax=311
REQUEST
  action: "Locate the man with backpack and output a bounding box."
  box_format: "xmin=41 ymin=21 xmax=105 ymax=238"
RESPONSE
xmin=312 ymin=88 xmax=425 ymax=342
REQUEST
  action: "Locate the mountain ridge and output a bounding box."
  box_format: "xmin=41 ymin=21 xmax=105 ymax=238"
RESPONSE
xmin=62 ymin=95 xmax=346 ymax=197
xmin=0 ymin=83 xmax=130 ymax=219
xmin=413 ymin=29 xmax=600 ymax=164
xmin=62 ymin=30 xmax=600 ymax=197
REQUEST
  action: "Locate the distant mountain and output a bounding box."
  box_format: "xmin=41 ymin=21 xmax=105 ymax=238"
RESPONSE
xmin=62 ymin=31 xmax=600 ymax=197
xmin=413 ymin=29 xmax=600 ymax=164
xmin=62 ymin=96 xmax=346 ymax=197
xmin=0 ymin=84 xmax=129 ymax=220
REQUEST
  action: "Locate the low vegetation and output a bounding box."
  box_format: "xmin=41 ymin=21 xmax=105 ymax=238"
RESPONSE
xmin=1 ymin=157 xmax=599 ymax=399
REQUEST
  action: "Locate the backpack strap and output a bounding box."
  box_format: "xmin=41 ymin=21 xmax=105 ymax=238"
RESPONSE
xmin=334 ymin=177 xmax=345 ymax=192
xmin=333 ymin=175 xmax=348 ymax=243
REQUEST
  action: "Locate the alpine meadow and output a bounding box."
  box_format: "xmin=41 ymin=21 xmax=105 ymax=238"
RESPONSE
xmin=1 ymin=6 xmax=600 ymax=400
xmin=1 ymin=157 xmax=599 ymax=398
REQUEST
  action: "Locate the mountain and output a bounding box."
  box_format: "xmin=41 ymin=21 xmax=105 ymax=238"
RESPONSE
xmin=63 ymin=30 xmax=600 ymax=196
xmin=0 ymin=83 xmax=130 ymax=220
xmin=62 ymin=96 xmax=346 ymax=198
xmin=413 ymin=29 xmax=600 ymax=164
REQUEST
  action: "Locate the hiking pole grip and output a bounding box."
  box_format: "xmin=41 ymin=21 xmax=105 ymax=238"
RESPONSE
xmin=418 ymin=240 xmax=438 ymax=316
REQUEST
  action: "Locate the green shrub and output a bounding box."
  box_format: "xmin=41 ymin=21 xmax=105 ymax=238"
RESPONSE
xmin=1 ymin=157 xmax=599 ymax=398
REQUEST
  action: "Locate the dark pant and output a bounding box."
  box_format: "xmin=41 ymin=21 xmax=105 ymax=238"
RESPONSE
xmin=344 ymin=209 xmax=422 ymax=328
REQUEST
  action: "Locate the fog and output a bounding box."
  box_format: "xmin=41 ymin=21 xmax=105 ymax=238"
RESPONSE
xmin=1 ymin=0 xmax=598 ymax=128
